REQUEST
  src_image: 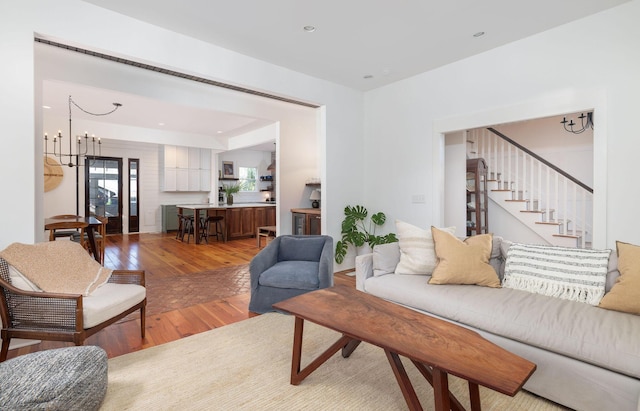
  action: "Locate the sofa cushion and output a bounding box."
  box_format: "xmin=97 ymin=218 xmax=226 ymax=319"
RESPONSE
xmin=278 ymin=236 xmax=326 ymax=262
xmin=429 ymin=228 xmax=500 ymax=287
xmin=503 ymin=243 xmax=611 ymax=306
xmin=363 ymin=273 xmax=640 ymax=379
xmin=83 ymin=283 xmax=146 ymax=328
xmin=373 ymin=242 xmax=400 ymax=277
xmin=258 ymin=261 xmax=320 ymax=290
xmin=394 ymin=220 xmax=455 ymax=275
xmin=0 ymin=346 xmax=107 ymax=411
xmin=599 ymin=241 xmax=640 ymax=314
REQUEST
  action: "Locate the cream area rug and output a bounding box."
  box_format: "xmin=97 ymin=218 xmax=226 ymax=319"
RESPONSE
xmin=102 ymin=313 xmax=568 ymax=411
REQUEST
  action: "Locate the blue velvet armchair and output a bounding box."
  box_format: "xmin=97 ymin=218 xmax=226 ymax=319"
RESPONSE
xmin=249 ymin=235 xmax=334 ymax=314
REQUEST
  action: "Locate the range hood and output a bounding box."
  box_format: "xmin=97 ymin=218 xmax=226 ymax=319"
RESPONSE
xmin=267 ymin=151 xmax=276 ymax=171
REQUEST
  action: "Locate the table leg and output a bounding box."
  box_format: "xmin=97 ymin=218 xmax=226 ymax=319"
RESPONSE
xmin=85 ymin=227 xmax=100 ymax=263
xmin=193 ymin=209 xmax=201 ymax=244
xmin=341 ymin=339 xmax=361 ymax=358
xmin=290 ymin=316 xmax=353 ymax=385
xmin=432 ymin=368 xmax=451 ymax=411
xmin=411 ymin=361 xmax=466 ymax=411
xmin=469 ymin=381 xmax=481 ymax=411
xmin=385 ymin=350 xmax=423 ymax=411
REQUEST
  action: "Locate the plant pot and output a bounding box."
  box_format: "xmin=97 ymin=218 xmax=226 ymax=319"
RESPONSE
xmin=226 ymin=195 xmax=233 ymax=205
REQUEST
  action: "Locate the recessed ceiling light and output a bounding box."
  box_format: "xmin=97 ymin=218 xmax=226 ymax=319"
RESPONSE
xmin=473 ymin=31 xmax=485 ymax=38
xmin=217 ymin=130 xmax=223 ymax=134
xmin=158 ymin=122 xmax=165 ymax=126
xmin=303 ymin=25 xmax=316 ymax=32
xmin=363 ymin=74 xmax=374 ymax=79
xmin=42 ymin=105 xmax=51 ymax=109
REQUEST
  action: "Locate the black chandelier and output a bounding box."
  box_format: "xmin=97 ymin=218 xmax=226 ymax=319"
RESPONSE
xmin=560 ymin=112 xmax=593 ymax=134
xmin=44 ymin=95 xmax=122 ymax=167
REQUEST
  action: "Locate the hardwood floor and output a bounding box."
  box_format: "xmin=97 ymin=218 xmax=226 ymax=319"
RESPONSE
xmin=6 ymin=233 xmax=355 ymax=360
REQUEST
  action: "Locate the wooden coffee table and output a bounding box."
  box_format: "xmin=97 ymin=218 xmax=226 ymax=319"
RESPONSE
xmin=273 ymin=285 xmax=536 ymax=411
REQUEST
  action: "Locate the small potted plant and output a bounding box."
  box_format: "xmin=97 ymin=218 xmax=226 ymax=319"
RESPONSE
xmin=334 ymin=205 xmax=398 ymax=264
xmin=223 ymin=183 xmax=241 ymax=205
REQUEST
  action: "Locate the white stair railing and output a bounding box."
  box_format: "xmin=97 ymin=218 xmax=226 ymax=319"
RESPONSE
xmin=470 ymin=128 xmax=593 ymax=247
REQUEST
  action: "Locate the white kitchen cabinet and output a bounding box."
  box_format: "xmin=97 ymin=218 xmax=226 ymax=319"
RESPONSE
xmin=200 ymin=169 xmax=211 ymax=191
xmin=162 ymin=168 xmax=177 ymax=191
xmin=176 ymin=146 xmax=189 ymax=169
xmin=200 ymin=149 xmax=211 ymax=170
xmin=161 ymin=145 xmax=212 ymax=192
xmin=189 ymin=147 xmax=200 ymax=169
xmin=164 ymin=145 xmax=177 ymax=168
xmin=176 ymin=168 xmax=189 ymax=191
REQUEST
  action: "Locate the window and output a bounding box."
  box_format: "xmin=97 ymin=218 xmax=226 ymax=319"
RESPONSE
xmin=238 ymin=167 xmax=257 ymax=191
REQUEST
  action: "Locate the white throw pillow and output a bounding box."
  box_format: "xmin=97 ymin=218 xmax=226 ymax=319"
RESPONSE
xmin=373 ymin=242 xmax=400 ymax=277
xmin=394 ymin=220 xmax=455 ymax=275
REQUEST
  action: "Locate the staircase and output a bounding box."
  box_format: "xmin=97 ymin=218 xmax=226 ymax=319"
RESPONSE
xmin=467 ymin=128 xmax=593 ymax=248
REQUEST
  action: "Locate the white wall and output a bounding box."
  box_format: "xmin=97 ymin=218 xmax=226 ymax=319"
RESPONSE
xmin=363 ymin=0 xmax=640 ymax=250
xmin=2 ymin=0 xmax=364 ymax=254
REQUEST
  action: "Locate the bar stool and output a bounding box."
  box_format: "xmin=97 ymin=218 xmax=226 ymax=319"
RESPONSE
xmin=176 ymin=213 xmax=194 ymax=243
xmin=200 ymin=215 xmax=225 ymax=244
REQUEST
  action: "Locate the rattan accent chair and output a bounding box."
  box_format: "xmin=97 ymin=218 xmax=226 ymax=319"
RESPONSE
xmin=0 ymin=257 xmax=146 ymax=361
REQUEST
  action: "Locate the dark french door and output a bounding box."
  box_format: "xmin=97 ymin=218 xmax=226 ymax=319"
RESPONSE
xmin=129 ymin=159 xmax=139 ymax=233
xmin=85 ymin=157 xmax=123 ymax=234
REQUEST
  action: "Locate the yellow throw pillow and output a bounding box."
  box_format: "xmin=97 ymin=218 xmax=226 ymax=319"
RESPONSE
xmin=599 ymin=241 xmax=640 ymax=314
xmin=429 ymin=227 xmax=500 ymax=287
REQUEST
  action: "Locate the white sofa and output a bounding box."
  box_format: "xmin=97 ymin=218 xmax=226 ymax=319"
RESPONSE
xmin=355 ymin=236 xmax=640 ymax=411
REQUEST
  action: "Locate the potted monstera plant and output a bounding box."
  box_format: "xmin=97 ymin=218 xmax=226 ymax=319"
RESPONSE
xmin=334 ymin=205 xmax=398 ymax=264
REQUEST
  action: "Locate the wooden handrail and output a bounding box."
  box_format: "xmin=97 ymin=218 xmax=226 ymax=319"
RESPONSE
xmin=486 ymin=127 xmax=593 ymax=194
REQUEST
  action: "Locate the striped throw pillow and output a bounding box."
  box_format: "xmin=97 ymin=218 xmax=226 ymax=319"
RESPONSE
xmin=394 ymin=220 xmax=455 ymax=275
xmin=503 ymin=243 xmax=611 ymax=305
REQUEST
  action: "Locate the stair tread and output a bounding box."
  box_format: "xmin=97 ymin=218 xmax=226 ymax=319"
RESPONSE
xmin=505 ymin=199 xmax=527 ymax=202
xmin=535 ymin=221 xmax=561 ymax=226
xmin=553 ymin=234 xmax=581 ymax=239
xmin=520 ymin=210 xmax=544 ymax=214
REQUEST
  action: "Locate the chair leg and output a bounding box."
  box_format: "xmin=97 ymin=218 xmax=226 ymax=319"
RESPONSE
xmin=140 ymin=305 xmax=146 ymax=338
xmin=200 ymin=218 xmax=209 ymax=244
xmin=0 ymin=336 xmax=10 ymax=362
xmin=186 ymin=218 xmax=194 ymax=244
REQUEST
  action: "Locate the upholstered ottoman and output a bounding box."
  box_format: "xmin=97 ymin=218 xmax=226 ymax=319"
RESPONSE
xmin=0 ymin=346 xmax=108 ymax=410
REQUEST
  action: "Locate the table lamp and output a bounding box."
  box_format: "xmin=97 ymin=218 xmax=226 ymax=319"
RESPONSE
xmin=309 ymin=189 xmax=321 ymax=208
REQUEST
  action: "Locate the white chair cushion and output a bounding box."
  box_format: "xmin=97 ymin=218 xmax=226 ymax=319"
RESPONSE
xmin=9 ymin=265 xmax=41 ymax=292
xmin=83 ymin=283 xmax=146 ymax=328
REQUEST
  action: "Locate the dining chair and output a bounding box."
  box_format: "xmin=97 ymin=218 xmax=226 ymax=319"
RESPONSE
xmin=47 ymin=214 xmax=83 ymax=241
xmin=71 ymin=215 xmax=107 ymax=264
xmin=47 ymin=221 xmax=88 ymax=248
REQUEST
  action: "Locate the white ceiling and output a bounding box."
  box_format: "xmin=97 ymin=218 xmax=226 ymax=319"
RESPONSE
xmin=83 ymin=0 xmax=628 ymax=91
xmin=43 ymin=1 xmax=628 ymax=151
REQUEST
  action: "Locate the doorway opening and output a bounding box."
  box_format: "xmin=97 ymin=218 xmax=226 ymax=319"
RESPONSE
xmin=85 ymin=157 xmax=123 ymax=234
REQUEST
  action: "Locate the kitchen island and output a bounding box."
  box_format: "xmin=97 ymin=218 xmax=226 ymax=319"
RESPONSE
xmin=176 ymin=203 xmax=276 ymax=244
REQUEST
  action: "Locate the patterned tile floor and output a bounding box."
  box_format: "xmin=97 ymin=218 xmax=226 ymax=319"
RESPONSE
xmin=144 ymin=264 xmax=250 ymax=317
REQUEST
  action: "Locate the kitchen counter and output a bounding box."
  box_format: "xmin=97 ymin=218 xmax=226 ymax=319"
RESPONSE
xmin=176 ymin=202 xmax=275 ymax=210
xmin=176 ymin=203 xmax=276 ymax=244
